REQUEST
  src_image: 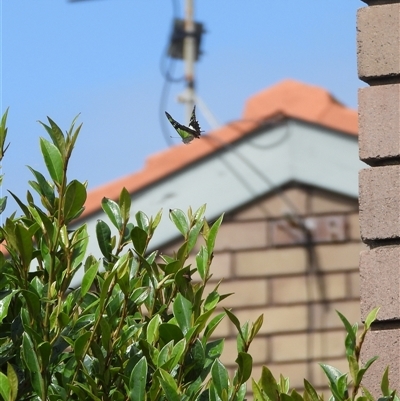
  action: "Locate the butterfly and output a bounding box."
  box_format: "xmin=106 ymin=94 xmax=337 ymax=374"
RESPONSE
xmin=165 ymin=106 xmax=202 ymax=144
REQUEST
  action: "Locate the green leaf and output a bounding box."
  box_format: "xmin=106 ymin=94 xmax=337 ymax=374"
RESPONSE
xmin=0 ymin=291 xmax=13 ymax=323
xmin=365 ymin=307 xmax=380 ymax=330
xmin=336 ymin=310 xmax=356 ymax=355
xmin=0 ymin=196 xmax=6 ymax=214
xmin=169 ymin=208 xmax=189 ymax=236
xmin=159 ymin=368 xmax=180 ymax=401
xmin=15 ymin=223 xmax=33 ymax=270
xmin=249 ymin=314 xmax=264 ymax=342
xmin=119 ymin=187 xmax=131 ymax=223
xmin=303 ymin=379 xmax=320 ymax=401
xmin=64 ymin=180 xmax=87 ymax=223
xmin=22 ymin=332 xmax=45 ymax=396
xmin=129 ymin=357 xmax=148 ymax=401
xmin=147 ymin=315 xmax=161 ymax=345
xmin=81 ymin=260 xmax=100 ymax=297
xmin=102 ymin=197 xmax=123 ymax=230
xmin=40 ymin=137 xmax=63 ymax=185
xmin=203 ymin=312 xmax=225 ymax=343
xmin=173 ymin=293 xmax=192 ymax=335
xmin=196 ymin=246 xmax=208 ymax=281
xmin=74 ymin=331 xmax=91 ymax=360
xmin=260 ymin=366 xmax=279 ymax=401
xmin=207 ymin=214 xmax=224 ymax=255
xmin=136 ymin=211 xmax=149 ymax=232
xmin=0 ymin=372 xmax=11 ymax=401
xmin=27 ymin=166 xmax=55 ymax=206
xmin=7 ymin=363 xmax=18 ymax=401
xmin=187 ymin=216 xmax=204 ymax=254
xmin=381 ymin=366 xmax=390 ymax=396
xmin=211 ymin=359 xmax=229 ymax=399
xmin=39 ymin=117 xmax=66 ymax=157
xmin=235 ymin=352 xmax=253 ymax=385
xmin=131 ymin=226 xmax=148 ymax=255
xmin=96 ymin=219 xmax=112 ymax=259
xmin=356 ymin=356 xmax=378 ymax=387
xmin=252 ymin=379 xmax=268 ymax=401
xmin=224 ymin=308 xmax=242 ymax=333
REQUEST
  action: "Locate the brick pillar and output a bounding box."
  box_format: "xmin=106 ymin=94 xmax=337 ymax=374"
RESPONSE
xmin=357 ymin=0 xmax=400 ymax=394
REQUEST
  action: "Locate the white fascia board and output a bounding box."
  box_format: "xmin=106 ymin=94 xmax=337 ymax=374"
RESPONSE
xmin=79 ymin=119 xmax=364 ymax=261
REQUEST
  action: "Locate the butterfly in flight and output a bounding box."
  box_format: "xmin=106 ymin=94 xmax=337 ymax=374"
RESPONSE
xmin=165 ymin=106 xmax=202 ymax=144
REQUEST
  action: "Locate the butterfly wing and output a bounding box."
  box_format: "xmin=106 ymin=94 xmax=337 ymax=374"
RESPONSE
xmin=165 ymin=111 xmax=197 ymax=144
xmin=188 ymin=106 xmax=202 ymax=137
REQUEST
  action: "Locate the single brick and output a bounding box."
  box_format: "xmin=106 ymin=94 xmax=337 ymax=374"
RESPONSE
xmin=310 ymin=330 xmax=347 ymax=359
xmin=271 ymin=273 xmax=347 ymax=304
xmin=357 ymin=4 xmax=400 ymax=82
xmin=215 ymin=279 xmax=268 ymax=308
xmin=215 ymin=221 xmax=268 ymax=251
xmin=235 ymin=305 xmax=308 ymax=334
xmin=235 ymin=248 xmax=308 ymax=277
xmin=315 ymin=243 xmax=363 ymax=272
xmin=359 ymin=85 xmax=400 ymax=164
xmin=360 ymin=246 xmax=400 ymax=321
xmin=270 ymin=333 xmax=309 ymax=362
xmin=359 ymin=166 xmax=400 ymax=241
xmin=362 ymin=328 xmax=400 ymax=396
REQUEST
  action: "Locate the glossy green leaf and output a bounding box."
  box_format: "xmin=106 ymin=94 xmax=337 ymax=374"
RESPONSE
xmin=0 ymin=291 xmax=13 ymax=323
xmin=211 ymin=359 xmax=229 ymax=399
xmin=147 ymin=314 xmax=161 ymax=345
xmin=15 ymin=223 xmax=33 ymax=270
xmin=119 ymin=187 xmax=131 ymax=223
xmin=158 ymin=341 xmax=174 ymax=368
xmin=169 ymin=208 xmax=189 ymax=236
xmin=381 ymin=366 xmax=390 ymax=396
xmin=39 ymin=117 xmax=66 ymax=157
xmin=38 ymin=341 xmax=51 ymax=370
xmin=74 ymin=331 xmax=91 ymax=360
xmin=203 ymin=312 xmax=225 ymax=343
xmin=196 ymin=246 xmax=208 ymax=281
xmin=22 ymin=332 xmax=45 ymax=396
xmin=252 ymin=379 xmax=268 ymax=401
xmin=21 ymin=290 xmax=41 ymax=319
xmin=102 ymin=197 xmax=123 ymax=230
xmin=81 ymin=259 xmax=100 ymax=297
xmin=64 ymin=180 xmax=87 ymax=223
xmin=40 ymin=137 xmax=63 ymax=185
xmin=249 ymin=314 xmax=264 ymax=342
xmin=159 ymin=323 xmax=184 ymax=345
xmin=173 ymin=293 xmax=192 ymax=335
xmin=0 ymin=372 xmax=11 ymax=401
xmin=129 ymin=357 xmax=148 ymax=401
xmin=7 ymin=363 xmax=18 ymax=401
xmin=131 ymin=226 xmax=148 ymax=255
xmin=336 ymin=310 xmax=356 ymax=355
xmin=235 ymin=352 xmax=253 ymax=385
xmin=303 ymin=379 xmax=320 ymax=401
xmin=291 ymin=389 xmax=304 ymax=401
xmin=135 ymin=211 xmax=149 ymax=232
xmin=159 ymin=368 xmax=180 ymax=401
xmin=224 ymin=308 xmax=242 ymax=333
xmin=207 ymin=214 xmax=224 ymax=255
xmin=96 ymin=219 xmax=112 ymax=259
xmin=260 ymin=366 xmax=279 ymax=401
xmin=365 ymin=306 xmax=380 ymax=330
xmin=187 ymin=216 xmax=204 ymax=254
xmin=27 ymin=166 xmax=55 ymax=205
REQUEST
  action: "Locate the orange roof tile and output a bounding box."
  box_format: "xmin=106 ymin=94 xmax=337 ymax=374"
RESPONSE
xmin=81 ymin=79 xmax=358 ymax=218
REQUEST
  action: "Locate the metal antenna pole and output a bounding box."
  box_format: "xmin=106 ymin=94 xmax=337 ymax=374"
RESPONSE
xmin=183 ymin=0 xmax=195 ymax=122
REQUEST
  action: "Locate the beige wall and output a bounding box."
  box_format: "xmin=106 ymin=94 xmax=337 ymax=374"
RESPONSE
xmin=162 ymin=184 xmax=363 ymax=393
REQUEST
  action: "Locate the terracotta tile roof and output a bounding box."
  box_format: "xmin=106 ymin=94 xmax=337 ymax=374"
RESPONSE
xmin=81 ymin=79 xmax=358 ymax=218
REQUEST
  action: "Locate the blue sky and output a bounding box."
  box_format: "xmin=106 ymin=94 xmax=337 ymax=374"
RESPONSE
xmin=1 ymin=1 xmax=364 ymax=214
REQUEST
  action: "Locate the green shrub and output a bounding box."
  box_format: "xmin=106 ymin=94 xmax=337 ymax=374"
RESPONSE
xmin=0 ymin=112 xmax=397 ymax=401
